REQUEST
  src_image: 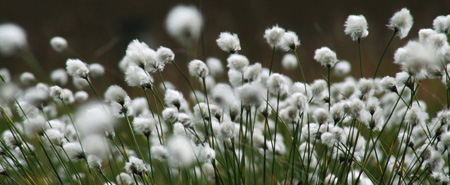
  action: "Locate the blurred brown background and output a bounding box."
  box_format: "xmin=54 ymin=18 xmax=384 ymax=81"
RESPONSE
xmin=1 ymin=0 xmax=450 ymax=114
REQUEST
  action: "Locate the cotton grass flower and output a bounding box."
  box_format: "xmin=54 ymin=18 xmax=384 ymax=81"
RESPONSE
xmin=264 ymin=25 xmax=285 ymax=48
xmin=125 ymin=66 xmax=153 ymax=89
xmin=51 ymin=69 xmax=68 ymax=85
xmin=0 ymin=23 xmax=27 ymax=56
xmin=20 ymin=72 xmax=36 ymax=85
xmin=66 ymin=59 xmax=90 ymax=79
xmin=167 ymin=135 xmax=195 ymax=167
xmin=388 ymin=8 xmax=413 ymax=39
xmin=164 ymin=89 xmax=186 ymax=110
xmin=165 ymin=5 xmax=203 ymax=43
xmin=133 ymin=116 xmax=156 ymax=137
xmin=227 ymin=54 xmax=249 ymax=72
xmin=74 ymin=91 xmax=88 ymax=102
xmin=88 ymin=63 xmax=105 ymax=78
xmin=278 ymin=31 xmax=300 ymax=51
xmin=156 ymin=46 xmax=175 ymax=65
xmin=63 ymin=142 xmax=84 ymax=160
xmin=314 ymin=47 xmax=338 ymax=68
xmin=125 ymin=156 xmax=147 ymax=174
xmin=243 ymin=63 xmax=262 ymax=83
xmin=334 ymin=61 xmax=351 ymax=77
xmin=267 ymin=73 xmax=288 ymax=95
xmin=344 ymin=15 xmax=369 ymax=41
xmin=281 ymin=53 xmax=297 ymax=70
xmin=393 ymin=40 xmax=441 ymax=80
xmin=188 ymin=59 xmax=209 ymax=78
xmin=206 ymin=57 xmax=224 ymax=77
xmin=216 ymin=32 xmax=241 ymax=53
xmin=50 ymin=36 xmax=68 ymax=52
xmin=433 ymin=15 xmax=450 ymax=34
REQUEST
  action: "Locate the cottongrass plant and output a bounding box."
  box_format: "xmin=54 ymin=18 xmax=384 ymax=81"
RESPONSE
xmin=1 ymin=5 xmax=450 ymax=185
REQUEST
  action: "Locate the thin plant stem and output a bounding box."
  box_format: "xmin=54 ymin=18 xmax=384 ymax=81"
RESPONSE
xmin=294 ymin=49 xmax=308 ymax=95
xmin=358 ymin=38 xmax=362 ymax=78
xmin=124 ymin=113 xmax=145 ymax=159
xmin=373 ymin=30 xmax=397 ymax=79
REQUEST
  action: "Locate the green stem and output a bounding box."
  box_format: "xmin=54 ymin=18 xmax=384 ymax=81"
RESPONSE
xmin=358 ymin=38 xmax=362 ymax=78
xmin=294 ymin=49 xmax=308 ymax=95
xmin=373 ymin=31 xmax=396 ymax=79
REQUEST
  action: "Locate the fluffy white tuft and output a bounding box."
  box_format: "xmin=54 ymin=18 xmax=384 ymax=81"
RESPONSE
xmin=333 ymin=61 xmax=351 ymax=77
xmin=216 ymin=32 xmax=241 ymax=53
xmin=344 ymin=15 xmax=369 ymax=41
xmin=50 ymin=36 xmax=68 ymax=52
xmin=0 ymin=23 xmax=27 ymax=56
xmin=125 ymin=66 xmax=153 ymax=88
xmin=66 ymin=59 xmax=89 ymax=79
xmin=278 ymin=31 xmax=300 ymax=51
xmin=264 ymin=25 xmax=285 ymax=48
xmin=165 ymin=5 xmax=203 ymax=43
xmin=188 ymin=59 xmax=209 ymax=78
xmin=281 ymin=53 xmax=298 ymax=70
xmin=314 ymin=47 xmax=338 ymax=68
xmin=388 ymin=8 xmax=413 ymax=39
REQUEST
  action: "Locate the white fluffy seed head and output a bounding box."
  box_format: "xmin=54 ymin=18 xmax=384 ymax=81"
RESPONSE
xmin=87 ymin=155 xmax=102 ymax=169
xmin=50 ymin=36 xmax=68 ymax=52
xmin=313 ymin=108 xmax=330 ymax=124
xmin=88 ymin=63 xmax=105 ymax=78
xmin=165 ymin=5 xmax=203 ymax=44
xmin=63 ymin=142 xmax=84 ymax=160
xmin=49 ymin=85 xmax=63 ymax=100
xmin=280 ymin=106 xmax=300 ymax=124
xmin=167 ymin=136 xmax=195 ymax=167
xmin=162 ymin=107 xmax=179 ymax=122
xmin=393 ymin=40 xmax=442 ymax=80
xmin=0 ymin=23 xmax=27 ymax=56
xmin=243 ymin=63 xmax=262 ymax=83
xmin=104 ymin=85 xmax=129 ymax=104
xmin=133 ymin=116 xmax=156 ymax=137
xmin=51 ymin=69 xmax=68 ymax=85
xmin=151 ymin=145 xmax=168 ymax=161
xmin=388 ymin=8 xmax=413 ymax=39
xmin=116 ymin=173 xmax=134 ymax=185
xmin=206 ymin=57 xmax=224 ymax=77
xmin=311 ymin=79 xmax=327 ymax=96
xmin=227 ymin=54 xmax=249 ymax=72
xmin=125 ymin=66 xmax=153 ymax=88
xmin=125 ymin=39 xmax=160 ymax=72
xmin=433 ymin=15 xmax=450 ymax=34
xmin=156 ymin=47 xmax=175 ymax=66
xmin=125 ymin=156 xmax=147 ymax=174
xmin=333 ymin=61 xmax=351 ymax=77
xmin=380 ymin=76 xmax=397 ymax=92
xmin=278 ymin=31 xmax=300 ymax=51
xmin=264 ymin=25 xmax=285 ymax=48
xmin=440 ymin=132 xmax=450 ymax=148
xmin=66 ymin=59 xmax=89 ymax=79
xmin=314 ymin=47 xmax=338 ymax=68
xmin=344 ymin=15 xmax=369 ymax=41
xmin=20 ymin=72 xmax=36 ymax=85
xmin=188 ymin=59 xmax=209 ymax=78
xmin=74 ymin=91 xmax=89 ymax=102
xmin=281 ymin=54 xmax=298 ymax=70
xmin=216 ymin=32 xmax=241 ymax=53
xmin=267 ymin=73 xmax=287 ymax=95
xmin=238 ymin=83 xmax=262 ymax=106
xmin=0 ymin=68 xmax=10 ymax=83
xmin=221 ymin=120 xmax=236 ymax=139
xmin=164 ymin=89 xmax=185 ymax=110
